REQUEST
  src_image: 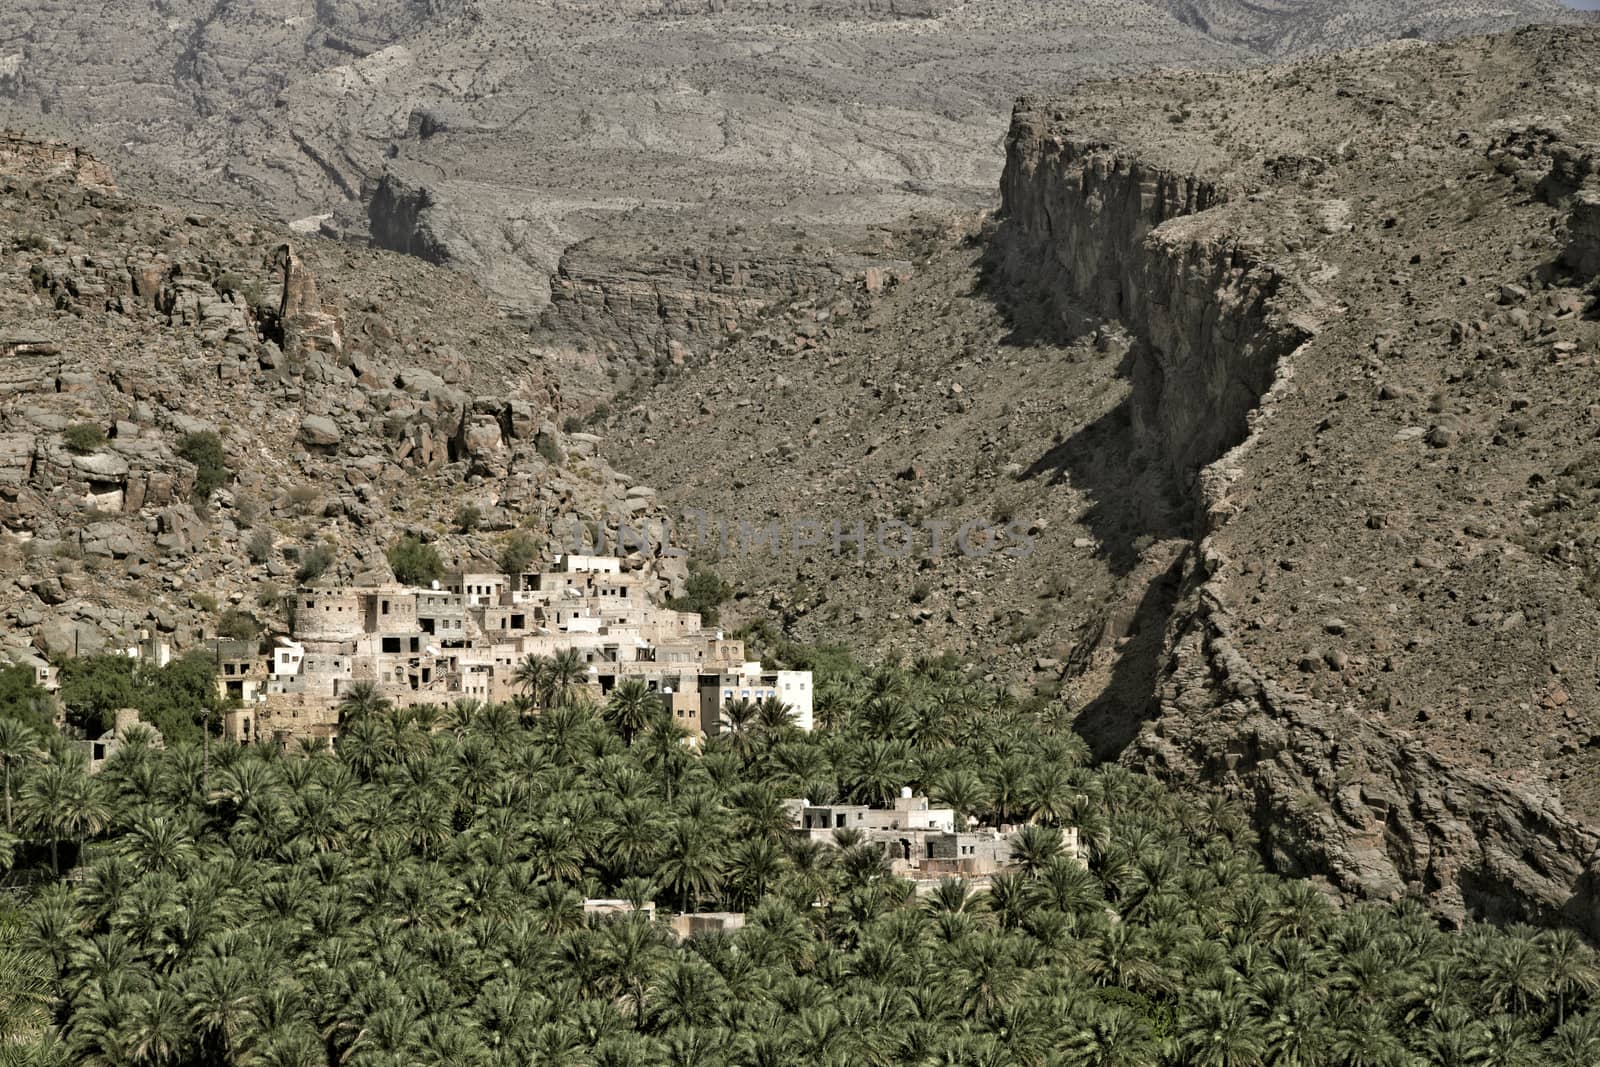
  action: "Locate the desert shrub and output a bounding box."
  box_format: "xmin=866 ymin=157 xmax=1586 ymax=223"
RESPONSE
xmin=234 ymin=494 xmax=262 ymax=528
xmin=297 ymin=544 xmax=334 ymax=584
xmin=286 ymin=485 xmax=321 ymax=515
xmin=388 ymin=535 xmax=444 ymax=587
xmin=536 ymin=435 xmax=562 ymax=465
xmin=62 ymin=423 xmax=107 ymax=454
xmin=455 ymin=505 xmax=483 ymax=533
xmin=177 ymin=431 xmax=229 ymax=501
xmin=246 ymin=528 xmax=275 ymax=565
xmin=217 ymin=609 xmax=260 ymax=643
xmin=498 ymin=532 xmax=540 ymax=577
xmin=668 ymin=562 xmax=732 ymax=626
xmin=192 ymin=592 xmax=219 ymax=614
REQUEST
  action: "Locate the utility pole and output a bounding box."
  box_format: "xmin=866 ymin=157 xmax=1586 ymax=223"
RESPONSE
xmin=205 ymin=631 xmax=217 ymax=797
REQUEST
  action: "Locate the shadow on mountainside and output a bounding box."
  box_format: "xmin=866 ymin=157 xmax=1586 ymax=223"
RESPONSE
xmin=1070 ymin=547 xmax=1189 ymax=761
xmin=1019 ymin=380 xmax=1192 ymax=577
xmin=976 ymin=242 xmax=1193 ymax=578
xmin=977 ymin=227 xmax=1196 ymax=761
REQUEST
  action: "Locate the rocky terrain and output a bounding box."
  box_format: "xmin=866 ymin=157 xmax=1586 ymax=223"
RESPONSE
xmin=0 ymin=132 xmax=668 ymax=666
xmin=1 ymin=0 xmax=1588 ymax=370
xmin=4 ymin=0 xmax=1600 ymax=939
xmin=608 ymin=26 xmax=1600 ymax=931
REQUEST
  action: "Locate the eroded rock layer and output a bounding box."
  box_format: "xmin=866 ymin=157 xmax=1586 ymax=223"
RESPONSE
xmin=992 ymin=28 xmax=1600 ymax=930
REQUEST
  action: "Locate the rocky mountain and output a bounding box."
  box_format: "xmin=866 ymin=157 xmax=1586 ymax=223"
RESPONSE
xmin=607 ymin=26 xmax=1600 ymax=931
xmin=1 ymin=0 xmax=1587 ymax=352
xmin=0 ymin=131 xmax=664 ymax=667
xmin=4 ymin=0 xmax=1600 ymax=939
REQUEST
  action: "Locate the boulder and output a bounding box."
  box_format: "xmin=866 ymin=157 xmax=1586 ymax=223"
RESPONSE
xmin=461 ymin=415 xmax=503 ymax=456
xmin=298 ymin=415 xmax=342 ymax=447
xmin=71 ymin=451 xmax=129 ymax=479
xmin=37 ymin=615 xmax=105 ymax=658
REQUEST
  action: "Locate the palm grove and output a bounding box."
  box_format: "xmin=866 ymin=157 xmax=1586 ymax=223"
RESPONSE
xmin=0 ymin=644 xmax=1598 ymax=1067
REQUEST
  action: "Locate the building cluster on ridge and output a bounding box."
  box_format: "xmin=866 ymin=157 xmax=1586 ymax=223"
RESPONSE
xmin=208 ymin=553 xmax=813 ymax=747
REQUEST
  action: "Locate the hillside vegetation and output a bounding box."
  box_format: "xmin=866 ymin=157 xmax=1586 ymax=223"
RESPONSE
xmin=0 ymin=651 xmax=1597 ymax=1065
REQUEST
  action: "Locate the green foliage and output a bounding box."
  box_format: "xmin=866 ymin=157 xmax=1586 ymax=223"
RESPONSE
xmin=0 ymin=666 xmax=55 ymax=735
xmin=8 ymin=648 xmax=1600 ymax=1067
xmin=0 ymin=911 xmax=59 ymax=1057
xmin=135 ymin=650 xmax=220 ymax=744
xmin=216 ymin=609 xmax=260 ymax=643
xmin=498 ymin=531 xmax=540 ymax=577
xmin=535 ymin=434 xmax=562 ymax=465
xmin=668 ymin=561 xmax=732 ymax=626
xmin=55 ymin=655 xmax=137 ymax=737
xmin=387 ymin=535 xmax=444 ymax=587
xmin=61 ymin=423 xmax=106 ymax=454
xmin=296 ymin=544 xmax=334 ymax=584
xmin=176 ymin=431 xmax=229 ymax=502
xmin=56 ymin=653 xmax=216 ymax=742
xmin=245 ymin=527 xmax=275 ymax=565
xmin=454 ymin=504 xmax=482 ymax=533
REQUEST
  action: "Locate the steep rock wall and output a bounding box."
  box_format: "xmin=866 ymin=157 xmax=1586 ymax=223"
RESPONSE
xmin=366 ymin=172 xmax=451 ymax=266
xmin=992 ymin=100 xmax=1600 ymax=933
xmin=995 ymin=107 xmax=1308 ymax=487
xmin=540 ymin=234 xmax=911 ymax=369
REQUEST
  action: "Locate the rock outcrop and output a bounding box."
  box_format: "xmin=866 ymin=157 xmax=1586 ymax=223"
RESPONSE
xmin=0 ymin=139 xmax=660 ymax=669
xmin=989 ymin=29 xmax=1600 ymax=933
xmin=0 ymin=131 xmax=116 ymax=193
xmin=539 ymin=231 xmax=912 ymax=370
xmin=995 ymin=122 xmax=1309 ymax=487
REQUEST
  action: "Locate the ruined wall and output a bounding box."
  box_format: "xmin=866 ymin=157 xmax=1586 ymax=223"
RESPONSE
xmin=992 ymin=100 xmax=1600 ymax=934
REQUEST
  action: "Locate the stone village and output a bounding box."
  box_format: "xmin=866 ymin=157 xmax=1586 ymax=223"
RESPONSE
xmin=26 ymin=550 xmax=1080 ymax=898
xmin=210 ymin=552 xmax=816 ymax=749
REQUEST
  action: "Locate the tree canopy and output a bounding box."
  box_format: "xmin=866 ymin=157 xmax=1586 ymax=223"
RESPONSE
xmin=0 ymin=650 xmax=1595 ymax=1066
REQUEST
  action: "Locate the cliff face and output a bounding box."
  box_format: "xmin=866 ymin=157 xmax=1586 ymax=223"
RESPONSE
xmin=366 ymin=173 xmax=451 ymax=266
xmin=988 ymin=30 xmax=1600 ymax=934
xmin=994 ymin=112 xmax=1309 ymax=491
xmin=539 ymin=232 xmax=911 ymax=371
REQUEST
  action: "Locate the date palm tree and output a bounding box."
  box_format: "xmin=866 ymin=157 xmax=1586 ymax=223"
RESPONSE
xmin=547 ymin=648 xmax=590 ymax=709
xmin=1539 ymin=927 xmax=1600 ymax=1025
xmin=512 ymin=654 xmax=550 ymax=708
xmin=22 ymin=758 xmax=110 ymax=875
xmin=0 ymin=718 xmax=43 ymax=833
xmin=1178 ymin=987 xmax=1268 ymax=1067
xmin=336 ymin=680 xmax=389 ymax=725
xmin=605 ymin=679 xmax=659 ymax=746
xmin=657 ymin=819 xmax=724 ymax=913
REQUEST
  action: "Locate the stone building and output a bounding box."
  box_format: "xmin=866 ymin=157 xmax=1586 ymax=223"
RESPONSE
xmin=785 ymin=789 xmax=1085 ymax=880
xmin=80 ymin=707 xmax=162 ymax=773
xmin=235 ymin=553 xmax=812 ymax=747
